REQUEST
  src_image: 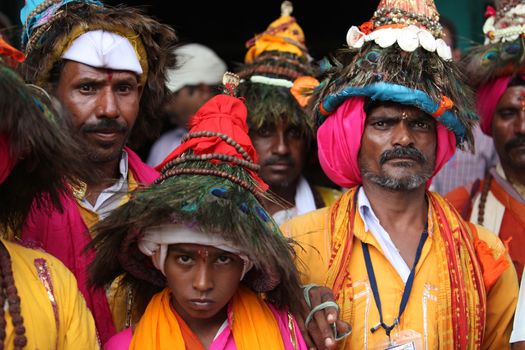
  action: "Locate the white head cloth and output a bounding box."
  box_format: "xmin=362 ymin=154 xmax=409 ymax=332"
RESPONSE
xmin=62 ymin=30 xmax=143 ymax=75
xmin=138 ymin=224 xmax=253 ymax=279
xmin=166 ymin=43 xmax=227 ymax=93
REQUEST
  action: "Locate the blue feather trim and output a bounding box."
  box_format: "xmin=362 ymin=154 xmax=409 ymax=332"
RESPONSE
xmin=21 ymin=0 xmax=104 ymax=47
xmin=317 ymin=82 xmax=478 ymax=145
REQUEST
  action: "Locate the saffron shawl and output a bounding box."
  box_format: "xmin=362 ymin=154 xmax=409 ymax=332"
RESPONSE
xmin=130 ymin=287 xmax=305 ymax=350
xmin=21 ymin=147 xmax=158 ymax=344
xmin=325 ymin=188 xmax=492 ymax=349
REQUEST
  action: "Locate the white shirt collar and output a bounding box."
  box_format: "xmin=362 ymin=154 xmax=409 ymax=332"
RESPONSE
xmin=80 ymin=150 xmax=129 ymax=218
xmin=357 ymin=187 xmax=412 ymax=283
xmin=271 ymin=176 xmax=316 ymax=226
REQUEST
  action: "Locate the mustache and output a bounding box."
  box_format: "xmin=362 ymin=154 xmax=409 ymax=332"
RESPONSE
xmin=81 ymin=118 xmax=127 ymax=133
xmin=262 ymin=155 xmax=296 ymax=167
xmin=379 ymin=146 xmax=427 ymax=165
xmin=504 ymin=135 xmax=525 ymax=153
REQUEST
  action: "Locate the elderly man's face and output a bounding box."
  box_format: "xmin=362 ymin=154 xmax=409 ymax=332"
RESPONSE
xmin=358 ymin=102 xmax=437 ymax=191
xmin=492 ymin=85 xmax=525 ymax=171
xmin=54 ymin=61 xmax=143 ymax=163
xmin=250 ymin=121 xmax=306 ymax=190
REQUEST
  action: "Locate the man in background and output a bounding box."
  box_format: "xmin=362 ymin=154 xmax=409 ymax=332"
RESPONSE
xmin=147 ymin=43 xmax=227 ymax=167
xmin=236 ymin=2 xmax=341 ymax=225
xmin=430 ymin=16 xmax=498 ymax=195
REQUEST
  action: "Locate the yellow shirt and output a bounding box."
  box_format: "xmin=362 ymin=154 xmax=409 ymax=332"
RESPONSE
xmin=282 ymin=204 xmax=518 ymax=349
xmin=3 ymin=239 xmax=99 ymax=349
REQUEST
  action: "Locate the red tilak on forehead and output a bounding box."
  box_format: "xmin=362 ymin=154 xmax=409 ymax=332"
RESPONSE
xmin=197 ymin=248 xmax=210 ymax=259
xmin=106 ymin=71 xmax=113 ymax=82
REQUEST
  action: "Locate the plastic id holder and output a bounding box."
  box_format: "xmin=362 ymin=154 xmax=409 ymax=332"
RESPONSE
xmin=371 ymin=330 xmax=423 ymax=350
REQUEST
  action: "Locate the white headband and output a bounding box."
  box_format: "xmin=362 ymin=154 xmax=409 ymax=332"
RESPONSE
xmin=62 ymin=30 xmax=143 ymax=75
xmin=138 ymin=224 xmax=253 ymax=279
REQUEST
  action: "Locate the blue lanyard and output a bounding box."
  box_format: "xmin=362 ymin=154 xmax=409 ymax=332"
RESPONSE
xmin=361 ymin=226 xmax=428 ymax=337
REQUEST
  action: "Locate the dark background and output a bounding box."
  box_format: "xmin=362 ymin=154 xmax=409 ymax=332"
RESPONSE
xmin=101 ymin=0 xmax=379 ymax=66
xmin=1 ymin=0 xmax=378 ymax=67
xmin=1 ymin=1 xmax=492 ymax=67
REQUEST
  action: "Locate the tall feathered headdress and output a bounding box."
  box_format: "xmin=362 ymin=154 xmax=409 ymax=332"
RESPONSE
xmin=236 ymin=1 xmax=318 ymax=136
xmin=89 ymin=73 xmax=304 ymax=314
xmin=314 ymin=0 xmax=477 ymax=150
xmin=18 ymin=0 xmax=178 ymax=147
xmin=462 ymin=0 xmax=525 ymax=88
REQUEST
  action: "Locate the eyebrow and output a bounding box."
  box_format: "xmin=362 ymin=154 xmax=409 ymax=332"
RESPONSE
xmin=73 ymin=75 xmax=139 ymax=85
xmin=367 ymin=113 xmax=433 ymax=121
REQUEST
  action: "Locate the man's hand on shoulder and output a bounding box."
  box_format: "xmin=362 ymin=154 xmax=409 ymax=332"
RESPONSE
xmin=295 ymin=285 xmax=351 ymax=349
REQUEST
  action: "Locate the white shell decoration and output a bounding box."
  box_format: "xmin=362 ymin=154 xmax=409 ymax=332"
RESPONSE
xmin=346 ymin=26 xmax=365 ymax=48
xmin=345 ymin=25 xmax=452 ymax=61
xmin=374 ymin=28 xmax=397 ymax=48
xmin=436 ymin=39 xmax=452 ymax=61
xmin=418 ymin=30 xmax=437 ymax=52
xmin=483 ymin=16 xmax=495 ymax=37
xmin=483 ymin=5 xmax=525 ymax=44
xmin=397 ymin=27 xmax=419 ymax=52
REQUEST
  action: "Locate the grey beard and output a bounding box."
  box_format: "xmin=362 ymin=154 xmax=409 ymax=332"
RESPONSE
xmin=362 ymin=170 xmax=431 ymax=191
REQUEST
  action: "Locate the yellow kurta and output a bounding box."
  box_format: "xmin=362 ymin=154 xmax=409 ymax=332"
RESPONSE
xmin=2 ymin=239 xmax=99 ymax=349
xmin=282 ymin=193 xmax=518 ymax=349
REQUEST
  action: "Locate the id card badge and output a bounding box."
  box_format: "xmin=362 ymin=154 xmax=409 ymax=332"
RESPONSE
xmin=371 ymin=330 xmax=423 ymax=350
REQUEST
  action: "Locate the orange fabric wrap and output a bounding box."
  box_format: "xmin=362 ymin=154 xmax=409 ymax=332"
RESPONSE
xmin=130 ymin=287 xmax=285 ymax=350
xmin=469 ymin=222 xmax=511 ymax=291
xmin=130 ymin=288 xmax=202 ymax=350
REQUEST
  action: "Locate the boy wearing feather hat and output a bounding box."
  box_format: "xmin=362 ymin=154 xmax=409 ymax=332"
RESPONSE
xmin=282 ymin=0 xmax=518 ymax=348
xmin=90 ymin=74 xmax=308 ymax=350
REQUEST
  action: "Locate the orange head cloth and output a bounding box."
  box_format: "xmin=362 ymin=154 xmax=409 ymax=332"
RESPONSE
xmin=244 ymin=1 xmax=306 ymax=63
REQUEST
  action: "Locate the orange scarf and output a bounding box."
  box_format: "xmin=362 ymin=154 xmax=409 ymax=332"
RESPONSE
xmin=130 ymin=286 xmax=285 ymax=350
xmin=324 ymin=188 xmax=500 ymax=349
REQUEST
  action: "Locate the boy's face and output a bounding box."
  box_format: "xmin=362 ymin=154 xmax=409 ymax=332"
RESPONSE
xmin=165 ymin=243 xmax=244 ymax=323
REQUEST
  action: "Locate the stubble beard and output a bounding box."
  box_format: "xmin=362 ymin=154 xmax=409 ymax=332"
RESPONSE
xmin=361 ymin=169 xmax=431 ymax=191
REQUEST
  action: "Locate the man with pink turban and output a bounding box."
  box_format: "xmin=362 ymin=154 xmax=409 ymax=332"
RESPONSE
xmin=443 ymin=0 xmax=525 ymax=346
xmin=281 ymin=0 xmax=518 ymax=348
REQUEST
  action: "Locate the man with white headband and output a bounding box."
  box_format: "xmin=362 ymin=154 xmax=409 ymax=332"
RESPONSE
xmin=17 ymin=0 xmax=178 ymax=343
xmin=90 ymin=74 xmax=308 ymax=349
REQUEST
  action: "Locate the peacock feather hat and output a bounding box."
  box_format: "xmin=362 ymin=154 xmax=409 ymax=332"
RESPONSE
xmin=314 ymin=0 xmax=477 ymax=150
xmin=236 ymin=1 xmax=318 ymax=138
xmin=461 ymin=0 xmax=525 ymax=88
xmin=18 ymin=0 xmax=178 ymax=147
xmin=0 ymin=38 xmax=90 ymax=234
xmin=90 ymin=73 xmax=303 ymax=313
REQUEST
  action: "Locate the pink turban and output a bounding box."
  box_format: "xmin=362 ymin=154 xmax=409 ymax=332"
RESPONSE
xmin=477 ymin=75 xmax=525 ymax=136
xmin=317 ymin=97 xmax=456 ymax=188
xmin=0 ymin=134 xmax=15 ymax=185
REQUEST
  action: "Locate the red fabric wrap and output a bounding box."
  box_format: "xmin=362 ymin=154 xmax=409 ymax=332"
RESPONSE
xmin=157 ymin=95 xmax=268 ymax=190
